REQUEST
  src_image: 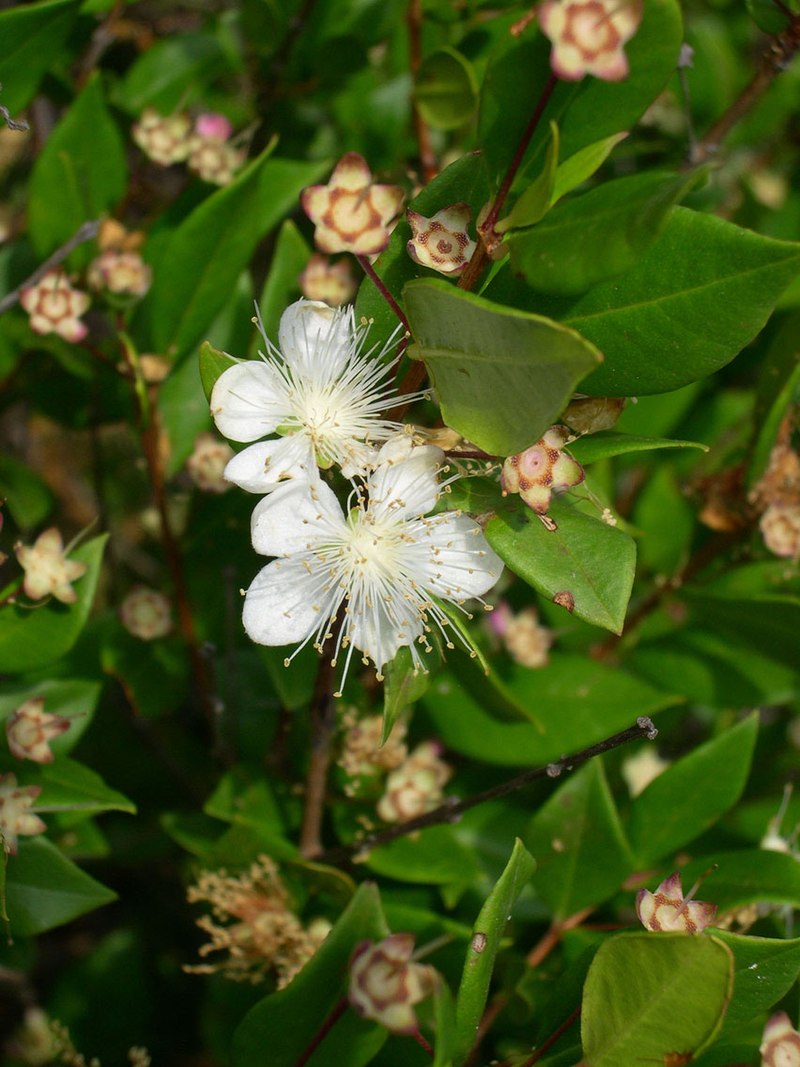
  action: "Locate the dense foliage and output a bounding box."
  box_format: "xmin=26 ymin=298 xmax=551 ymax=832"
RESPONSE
xmin=2 ymin=1 xmax=800 ymax=1064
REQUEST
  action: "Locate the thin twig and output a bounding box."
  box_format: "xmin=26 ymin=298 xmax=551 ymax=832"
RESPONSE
xmin=689 ymin=15 xmax=800 ymax=166
xmin=317 ymin=717 xmax=657 ymax=865
xmin=517 ymin=1003 xmax=582 ymax=1067
xmin=0 ymin=220 xmax=101 ymax=315
xmin=357 ymin=254 xmax=411 ymax=335
xmin=294 ymin=996 xmax=348 ymax=1067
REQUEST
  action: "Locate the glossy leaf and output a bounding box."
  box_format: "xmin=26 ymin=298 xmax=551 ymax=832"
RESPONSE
xmin=507 ymin=170 xmax=701 ymax=296
xmin=550 ymin=132 xmax=629 ymax=204
xmin=0 ymin=0 xmax=81 ymax=114
xmin=28 ymin=73 xmax=127 ymax=257
xmin=582 ymin=933 xmax=733 ymax=1067
xmin=404 ymin=279 xmax=602 ymax=456
xmin=0 ymin=535 xmax=107 ymax=673
xmin=500 ymin=122 xmax=560 ymax=232
xmin=678 ymin=849 xmax=800 ymax=913
xmin=454 ymin=839 xmax=536 ymax=1062
xmin=382 ymin=646 xmax=430 ymax=744
xmin=503 ymin=208 xmax=800 ymax=396
xmin=422 ymin=655 xmax=674 ymax=767
xmin=628 ymin=714 xmax=758 ymax=865
xmin=147 ymin=151 xmax=327 ymax=362
xmin=432 ymin=978 xmax=459 ymax=1067
xmin=566 ymin=431 xmax=707 ymax=466
xmin=113 ymin=32 xmax=232 ymax=114
xmin=486 ymin=498 xmax=636 ymax=634
xmin=713 ymin=931 xmax=800 ymax=1036
xmin=232 ymin=882 xmax=389 ymax=1067
xmin=748 ymin=308 xmax=800 ymax=486
xmin=414 ymin=47 xmax=478 ymax=131
xmin=525 ymin=759 xmax=632 ymax=919
xmin=5 ymin=837 xmax=117 ymax=937
xmin=199 ymin=340 xmax=238 ymax=400
xmin=365 ymin=825 xmax=482 ymax=887
xmin=29 ymin=759 xmax=136 ymax=816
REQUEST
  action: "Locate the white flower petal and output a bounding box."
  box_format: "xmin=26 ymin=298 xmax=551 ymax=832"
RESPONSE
xmin=210 ymin=361 xmax=287 ymax=442
xmin=278 ymin=299 xmax=354 ymax=378
xmin=368 ymin=443 xmax=444 ymax=521
xmin=347 ymin=596 xmax=424 ymax=674
xmin=242 ymin=558 xmax=333 ymax=645
xmin=250 ymin=479 xmax=344 ymax=558
xmin=420 ymin=513 xmax=504 ymax=598
xmin=224 ymin=436 xmax=317 ymax=493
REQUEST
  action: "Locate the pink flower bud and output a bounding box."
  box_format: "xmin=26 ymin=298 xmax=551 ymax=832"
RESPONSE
xmin=348 ymin=934 xmax=436 ymax=1035
xmin=193 ymin=112 xmax=233 ymax=141
xmin=501 ymin=426 xmax=584 ymax=514
xmin=406 ymin=203 xmax=476 ymax=275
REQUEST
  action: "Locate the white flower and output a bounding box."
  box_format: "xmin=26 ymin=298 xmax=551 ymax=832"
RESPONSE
xmin=210 ymin=299 xmax=412 ymax=493
xmin=240 ymin=438 xmax=504 ymax=693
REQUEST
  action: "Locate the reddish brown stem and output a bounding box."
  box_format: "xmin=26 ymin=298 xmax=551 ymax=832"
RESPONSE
xmin=690 ymin=15 xmax=800 ymax=165
xmin=458 ymin=72 xmax=559 ymax=293
xmin=294 ymin=996 xmax=348 ymax=1067
xmin=299 ymin=627 xmax=340 ymax=858
xmin=517 ymin=1003 xmax=582 ymax=1067
xmin=357 ymin=255 xmax=411 ymax=335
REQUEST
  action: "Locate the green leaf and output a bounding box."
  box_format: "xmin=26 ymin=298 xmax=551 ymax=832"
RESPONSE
xmin=581 ymin=933 xmax=733 ymax=1067
xmin=159 ymin=349 xmax=215 ymax=478
xmin=414 ymin=47 xmax=478 ymax=131
xmin=29 ymin=759 xmax=136 ymax=816
xmin=6 ymin=837 xmax=116 ymax=937
xmin=199 ymin=340 xmax=238 ymax=400
xmin=712 ymin=931 xmax=800 ymax=1036
xmin=525 ymin=760 xmax=632 ymax=919
xmin=232 ymin=882 xmax=389 ymax=1067
xmin=0 ymin=535 xmax=107 ymax=673
xmin=479 ymin=0 xmax=682 ymax=183
xmin=0 ymin=454 xmax=54 ymax=529
xmin=28 ymin=73 xmax=127 ymax=258
xmin=748 ymin=310 xmax=800 ymax=487
xmin=566 ymin=432 xmax=708 ymax=466
xmin=147 ymin=151 xmax=328 ymax=362
xmin=681 ymin=590 xmax=800 ymax=670
xmin=113 ymin=32 xmax=231 ymax=114
xmin=0 ymin=677 xmax=101 ymax=757
xmin=550 ymin=133 xmax=629 ymax=205
xmin=404 ymin=279 xmax=602 ymax=456
xmin=500 ymin=122 xmax=560 ymax=232
xmin=628 ymin=714 xmax=758 ymax=865
xmin=432 ymin=978 xmax=459 ymax=1067
xmin=382 ymin=646 xmax=430 ymax=744
xmin=507 ymin=170 xmax=701 ymax=296
xmin=678 ymin=849 xmax=800 ymax=912
xmin=497 ymin=208 xmax=800 ymax=396
xmin=0 ymin=0 xmax=81 ymax=115
xmin=423 ymin=655 xmax=674 ymax=767
xmin=254 ymin=220 xmax=311 ymax=346
xmin=486 ymin=498 xmax=636 ymax=634
xmin=365 ymin=826 xmax=482 ymax=887
xmin=454 ymin=839 xmax=536 ymax=1062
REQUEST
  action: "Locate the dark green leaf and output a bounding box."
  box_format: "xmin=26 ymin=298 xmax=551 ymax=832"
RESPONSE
xmin=232 ymin=882 xmax=389 ymax=1067
xmin=566 ymin=432 xmax=707 ymax=466
xmin=6 ymin=837 xmax=116 ymax=937
xmin=147 ymin=151 xmax=327 ymax=362
xmin=199 ymin=340 xmax=238 ymax=400
xmin=113 ymin=32 xmax=232 ymax=114
xmin=507 ymin=170 xmax=701 ymax=296
xmin=0 ymin=454 xmax=54 ymax=529
xmin=486 ymin=498 xmax=636 ymax=634
xmin=0 ymin=0 xmax=81 ymax=114
xmin=28 ymin=73 xmax=127 ymax=258
xmin=678 ymin=849 xmax=800 ymax=914
xmin=29 ymin=759 xmax=136 ymax=816
xmin=712 ymin=931 xmax=800 ymax=1036
xmin=681 ymin=590 xmax=800 ymax=670
xmin=382 ymin=646 xmax=430 ymax=744
xmin=366 ymin=826 xmax=482 ymax=887
xmin=581 ymin=933 xmax=733 ymax=1067
xmin=525 ymin=759 xmax=632 ymax=919
xmin=628 ymin=714 xmax=758 ymax=865
xmin=432 ymin=978 xmax=459 ymax=1067
xmin=454 ymin=839 xmax=536 ymax=1062
xmin=404 ymin=279 xmax=602 ymax=456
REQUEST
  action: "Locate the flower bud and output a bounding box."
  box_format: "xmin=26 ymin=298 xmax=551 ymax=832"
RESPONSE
xmin=636 ymin=872 xmax=717 ymax=934
xmin=19 ymin=272 xmax=90 ymax=343
xmin=348 ymin=934 xmax=436 ymax=1035
xmin=760 ymin=1012 xmax=800 ymax=1067
xmin=6 ymin=698 xmax=70 ymax=763
xmin=406 ymin=203 xmax=476 ymax=275
xmin=15 ymin=527 xmax=87 ymax=604
xmin=120 ymin=586 xmax=173 ymax=641
xmin=538 ymin=0 xmax=643 ymax=82
xmin=501 ymin=426 xmax=584 ymax=514
xmin=0 ymin=773 xmax=46 ymax=853
xmin=186 ymin=432 xmax=234 ymax=493
xmin=132 ymin=108 xmax=191 ymax=165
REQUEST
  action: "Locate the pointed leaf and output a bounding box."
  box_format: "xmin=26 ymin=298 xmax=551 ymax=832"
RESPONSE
xmin=232 ymin=882 xmax=389 ymax=1067
xmin=30 ymin=759 xmax=136 ymax=816
xmin=629 ymin=714 xmax=758 ymax=865
xmin=525 ymin=759 xmax=632 ymax=919
xmin=582 ymin=933 xmax=733 ymax=1067
xmin=550 ymin=133 xmax=628 ymax=204
xmin=455 ymin=839 xmax=536 ymax=1062
xmin=486 ymin=498 xmax=635 ymax=634
xmin=382 ymin=646 xmax=430 ymax=744
xmin=414 ymin=46 xmax=478 ymax=131
xmin=0 ymin=0 xmax=81 ymax=114
xmin=199 ymin=340 xmax=237 ymax=400
xmin=507 ymin=170 xmax=702 ymax=296
xmin=567 ymin=431 xmax=707 ymax=465
xmin=501 ymin=122 xmax=560 ymax=232
xmin=712 ymin=931 xmax=800 ymax=1035
xmin=404 ymin=279 xmax=602 ymax=456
